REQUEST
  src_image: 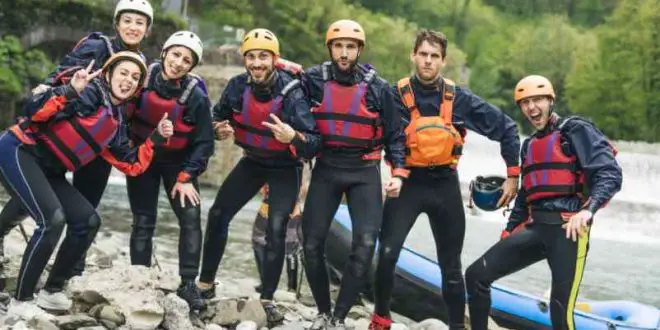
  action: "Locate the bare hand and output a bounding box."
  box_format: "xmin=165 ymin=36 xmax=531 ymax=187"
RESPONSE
xmin=171 ymin=182 xmax=200 ymax=207
xmin=262 ymin=114 xmax=296 ymax=143
xmin=497 ymin=177 xmax=519 ymax=208
xmin=32 ymin=84 xmax=52 ymax=95
xmin=384 ymin=177 xmax=403 ymax=198
xmin=157 ymin=113 xmax=174 ymax=138
xmin=70 ymin=60 xmax=103 ymax=94
xmin=562 ymin=210 xmax=592 ymax=242
xmin=213 ymin=120 xmax=234 ymax=140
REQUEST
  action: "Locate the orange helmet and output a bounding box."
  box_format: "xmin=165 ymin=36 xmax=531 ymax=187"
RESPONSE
xmin=514 ymin=75 xmax=555 ymax=102
xmin=326 ymin=19 xmax=366 ymax=45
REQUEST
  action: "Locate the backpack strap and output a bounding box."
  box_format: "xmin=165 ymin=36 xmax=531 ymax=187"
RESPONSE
xmin=280 ymin=79 xmax=301 ymax=97
xmin=179 ymin=78 xmax=199 ymax=104
xmin=440 ymin=78 xmax=456 ymax=122
xmin=321 ymin=61 xmax=332 ymax=82
xmin=396 ymin=77 xmax=417 ymax=116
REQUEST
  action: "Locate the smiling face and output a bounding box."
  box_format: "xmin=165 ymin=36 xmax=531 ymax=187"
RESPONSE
xmin=107 ymin=60 xmax=143 ymax=102
xmin=162 ymin=46 xmax=194 ymax=80
xmin=116 ymin=12 xmax=148 ymax=46
xmin=244 ymin=49 xmax=275 ymax=84
xmin=519 ymin=95 xmax=554 ymax=130
xmin=329 ymin=38 xmax=360 ymax=72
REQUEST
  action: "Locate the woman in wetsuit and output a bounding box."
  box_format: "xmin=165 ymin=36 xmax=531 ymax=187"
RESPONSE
xmin=125 ymin=31 xmax=214 ymax=311
xmin=0 ymin=51 xmax=172 ymax=319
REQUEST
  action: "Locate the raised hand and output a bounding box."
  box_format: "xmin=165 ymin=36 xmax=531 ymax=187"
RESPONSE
xmin=262 ymin=114 xmax=296 ymax=143
xmin=157 ymin=113 xmax=174 ymax=138
xmin=70 ymin=60 xmax=103 ymax=94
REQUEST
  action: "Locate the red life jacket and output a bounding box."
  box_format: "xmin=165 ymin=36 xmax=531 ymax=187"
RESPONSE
xmin=231 ymin=79 xmax=300 ymax=157
xmin=40 ymin=93 xmax=119 ymax=171
xmin=131 ymin=63 xmax=196 ymax=150
xmin=522 ymin=116 xmax=619 ymax=203
xmin=312 ymin=63 xmax=382 ymax=149
xmin=522 ymin=129 xmax=582 ymax=203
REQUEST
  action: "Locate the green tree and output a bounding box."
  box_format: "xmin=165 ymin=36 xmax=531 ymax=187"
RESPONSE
xmin=566 ymin=0 xmax=660 ymax=141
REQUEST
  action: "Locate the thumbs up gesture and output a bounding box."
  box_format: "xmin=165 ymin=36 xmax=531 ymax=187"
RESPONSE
xmin=262 ymin=114 xmax=296 ymax=143
xmin=157 ymin=113 xmax=174 ymax=138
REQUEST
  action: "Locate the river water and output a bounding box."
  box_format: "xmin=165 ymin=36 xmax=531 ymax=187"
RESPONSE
xmin=0 ymin=132 xmax=658 ymax=311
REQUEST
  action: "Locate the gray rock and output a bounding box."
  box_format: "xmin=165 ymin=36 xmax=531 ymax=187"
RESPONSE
xmin=236 ymin=320 xmax=258 ymax=330
xmin=88 ymin=304 xmax=125 ymax=325
xmin=391 ymin=323 xmax=410 ymax=330
xmin=26 ymin=316 xmax=59 ymax=330
xmin=205 ymin=324 xmax=225 ymax=330
xmin=409 ymin=318 xmax=449 ymax=330
xmin=78 ymin=327 xmax=107 ymax=330
xmin=273 ymin=290 xmax=296 ymax=303
xmin=162 ymin=293 xmax=194 ymax=330
xmin=54 ymin=314 xmax=98 ymax=330
xmin=66 ymin=265 xmax=165 ymax=330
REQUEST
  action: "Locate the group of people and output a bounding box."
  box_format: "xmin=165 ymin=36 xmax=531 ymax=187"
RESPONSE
xmin=0 ymin=1 xmax=623 ymax=330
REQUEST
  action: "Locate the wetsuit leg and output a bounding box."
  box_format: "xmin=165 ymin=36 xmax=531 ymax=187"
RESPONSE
xmin=161 ymin=164 xmax=202 ymax=281
xmin=43 ymin=178 xmax=100 ymax=292
xmin=127 ymin=163 xmax=161 ymax=267
xmin=286 ymin=253 xmax=298 ymax=291
xmin=544 ymin=224 xmax=591 ymax=330
xmin=252 ymin=208 xmax=268 ymax=285
xmin=69 ymin=157 xmax=112 ymax=276
xmin=0 ymin=197 xmax=29 ymax=238
xmin=72 ymin=156 xmax=112 ymax=208
xmin=260 ymin=166 xmax=300 ymax=300
xmin=333 ymin=165 xmax=383 ymax=321
xmin=373 ymin=180 xmax=425 ymax=316
xmin=465 ymin=225 xmax=546 ymax=330
xmin=199 ymin=157 xmax=267 ymax=284
xmin=425 ymin=173 xmax=467 ymax=329
xmin=254 ymin=244 xmax=266 ymax=286
xmin=302 ymin=163 xmax=345 ymax=315
xmin=0 ymin=132 xmax=65 ymax=301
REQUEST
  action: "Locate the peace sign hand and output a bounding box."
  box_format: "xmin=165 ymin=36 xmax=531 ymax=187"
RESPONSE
xmin=71 ymin=60 xmax=103 ymax=94
xmin=262 ymin=114 xmax=296 ymax=143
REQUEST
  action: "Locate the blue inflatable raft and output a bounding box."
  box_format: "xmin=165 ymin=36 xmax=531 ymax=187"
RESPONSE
xmin=326 ymin=204 xmax=660 ymax=330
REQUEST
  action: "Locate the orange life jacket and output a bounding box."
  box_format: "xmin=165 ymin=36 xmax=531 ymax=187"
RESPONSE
xmin=396 ymin=77 xmax=463 ymax=168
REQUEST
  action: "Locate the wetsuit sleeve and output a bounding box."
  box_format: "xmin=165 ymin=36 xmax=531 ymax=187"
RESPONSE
xmin=42 ymin=38 xmax=103 ymax=86
xmin=453 ymin=87 xmax=521 ymax=177
xmin=212 ymin=79 xmax=236 ymax=123
xmin=282 ymin=84 xmax=321 ymax=160
xmin=565 ymin=121 xmax=623 ymax=215
xmin=177 ymin=94 xmax=215 ymax=183
xmin=28 ymin=85 xmax=84 ymax=123
xmin=380 ymin=85 xmax=409 ymax=178
xmin=102 ymin=123 xmax=166 ymax=176
xmin=506 ymin=141 xmax=530 ymax=229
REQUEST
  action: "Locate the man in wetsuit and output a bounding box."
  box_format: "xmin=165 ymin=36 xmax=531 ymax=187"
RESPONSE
xmin=197 ymin=28 xmax=319 ymax=325
xmin=465 ymin=75 xmax=622 ymax=330
xmin=368 ymin=29 xmax=521 ymax=330
xmin=301 ymin=19 xmax=408 ymax=330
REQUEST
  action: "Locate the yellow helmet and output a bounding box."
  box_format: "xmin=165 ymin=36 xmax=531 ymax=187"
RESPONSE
xmin=240 ymin=28 xmax=280 ymax=56
xmin=514 ymin=75 xmax=555 ymax=103
xmin=326 ymin=19 xmax=366 ymax=45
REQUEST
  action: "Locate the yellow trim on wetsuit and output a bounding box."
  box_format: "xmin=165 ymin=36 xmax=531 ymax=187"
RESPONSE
xmin=566 ymin=225 xmax=591 ymax=330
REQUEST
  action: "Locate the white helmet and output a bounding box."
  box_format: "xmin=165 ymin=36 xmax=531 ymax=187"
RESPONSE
xmin=114 ymin=0 xmax=154 ymax=28
xmin=163 ymin=31 xmax=204 ymax=64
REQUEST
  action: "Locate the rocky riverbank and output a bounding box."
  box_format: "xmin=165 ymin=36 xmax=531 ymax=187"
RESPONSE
xmin=0 ymin=220 xmax=505 ymax=330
